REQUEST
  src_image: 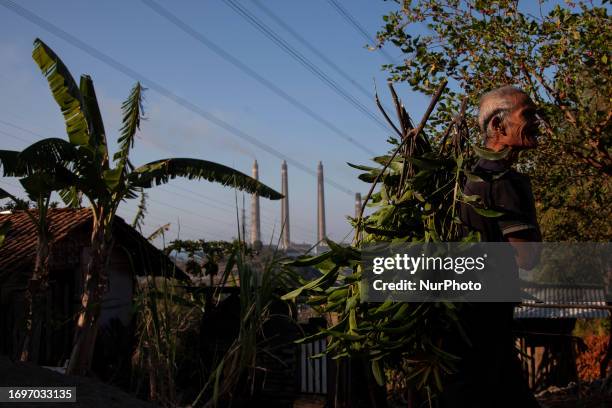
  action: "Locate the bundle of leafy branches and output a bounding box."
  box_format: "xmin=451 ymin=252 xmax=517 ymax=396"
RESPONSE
xmin=282 ymin=81 xmax=509 ymax=399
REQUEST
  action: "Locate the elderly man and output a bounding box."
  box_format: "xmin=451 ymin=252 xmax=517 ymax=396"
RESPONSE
xmin=439 ymin=86 xmax=542 ymax=408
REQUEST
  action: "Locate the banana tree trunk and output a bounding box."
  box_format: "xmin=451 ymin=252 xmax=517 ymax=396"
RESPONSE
xmin=19 ymin=229 xmax=51 ymax=363
xmin=66 ymin=216 xmax=113 ymax=375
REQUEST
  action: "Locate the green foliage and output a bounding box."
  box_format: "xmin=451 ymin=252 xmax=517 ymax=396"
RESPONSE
xmin=133 ymin=273 xmax=201 ymax=406
xmin=130 ymin=158 xmax=283 ymax=200
xmin=29 ymin=37 xmax=284 ymax=374
xmin=31 ymin=37 xmax=283 ymax=219
xmin=167 ymin=239 xmax=236 ymax=278
xmin=377 ymin=0 xmax=611 ymax=241
xmin=283 ymin=85 xmax=503 ymax=398
xmin=193 ymin=242 xmax=300 ymax=407
xmin=32 ymin=40 xmax=90 ymax=146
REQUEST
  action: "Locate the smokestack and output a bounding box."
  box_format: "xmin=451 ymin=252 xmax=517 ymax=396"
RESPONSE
xmin=241 ymin=194 xmax=246 ymax=243
xmin=281 ymin=160 xmax=290 ymax=250
xmin=250 ymin=160 xmax=261 ymax=249
xmin=354 ymin=192 xmax=361 ymax=219
xmin=355 ymin=192 xmax=362 ymax=241
xmin=317 ymin=161 xmax=326 ymax=244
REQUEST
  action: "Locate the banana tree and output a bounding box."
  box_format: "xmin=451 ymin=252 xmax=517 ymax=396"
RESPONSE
xmin=31 ymin=38 xmax=282 ymax=375
xmin=0 ymin=138 xmax=79 ymax=362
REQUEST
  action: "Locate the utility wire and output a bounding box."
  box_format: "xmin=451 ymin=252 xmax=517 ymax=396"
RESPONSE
xmin=141 ymin=0 xmax=375 ymax=156
xmin=251 ymin=0 xmax=389 ymax=111
xmin=0 ymin=178 xmax=230 ymax=241
xmin=0 ymin=128 xmax=31 ymax=144
xmin=0 ymin=118 xmax=316 ymax=239
xmin=221 ymin=0 xmax=390 ymax=133
xmin=326 ymin=0 xmax=396 ymax=64
xmin=0 ymin=0 xmax=354 ymax=196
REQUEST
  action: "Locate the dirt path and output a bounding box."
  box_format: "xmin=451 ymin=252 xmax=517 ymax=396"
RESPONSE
xmin=0 ymin=356 xmax=156 ymax=408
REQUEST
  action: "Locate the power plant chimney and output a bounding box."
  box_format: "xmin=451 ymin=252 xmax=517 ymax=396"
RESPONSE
xmin=241 ymin=194 xmax=246 ymax=243
xmin=281 ymin=160 xmax=290 ymax=250
xmin=250 ymin=160 xmax=261 ymax=249
xmin=317 ymin=161 xmax=326 ymax=244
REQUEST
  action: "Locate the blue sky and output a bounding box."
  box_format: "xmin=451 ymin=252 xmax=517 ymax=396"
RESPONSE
xmin=0 ymin=0 xmax=567 ymax=247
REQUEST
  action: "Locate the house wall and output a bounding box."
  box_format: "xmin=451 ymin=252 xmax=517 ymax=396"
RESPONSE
xmin=80 ymin=247 xmax=134 ymax=328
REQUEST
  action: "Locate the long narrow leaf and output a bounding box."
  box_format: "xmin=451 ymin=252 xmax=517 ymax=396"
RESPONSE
xmin=80 ymin=75 xmax=109 ymax=167
xmin=32 ymin=39 xmax=90 ymax=146
xmin=129 ymin=158 xmax=283 ymax=200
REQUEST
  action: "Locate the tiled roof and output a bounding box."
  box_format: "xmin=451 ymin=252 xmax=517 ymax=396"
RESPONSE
xmin=0 ymin=208 xmax=92 ymax=274
xmin=515 ymin=283 xmax=609 ymax=319
xmin=0 ymin=208 xmax=186 ymax=280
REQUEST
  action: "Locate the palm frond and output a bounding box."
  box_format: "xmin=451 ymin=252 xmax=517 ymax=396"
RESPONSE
xmin=80 ymin=75 xmax=109 ymax=168
xmin=147 ymin=223 xmax=170 ymax=242
xmin=19 ymin=169 xmax=78 ymax=200
xmin=0 ymin=150 xmax=21 ymax=177
xmin=1 ymin=139 xmax=77 ymax=178
xmin=114 ymin=82 xmax=144 ymax=170
xmin=59 ymin=186 xmax=82 ymax=208
xmin=0 ymin=187 xmax=19 ymax=202
xmin=20 ymin=138 xmax=78 ymax=168
xmin=131 ymin=188 xmax=148 ymax=231
xmin=32 ymin=39 xmax=90 ymax=146
xmin=129 ymin=158 xmax=283 ymax=200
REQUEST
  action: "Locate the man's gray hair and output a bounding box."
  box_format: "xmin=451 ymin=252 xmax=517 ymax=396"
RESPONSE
xmin=478 ymin=86 xmax=529 ymax=138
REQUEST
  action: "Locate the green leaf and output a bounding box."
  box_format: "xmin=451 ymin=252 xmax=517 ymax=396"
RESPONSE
xmin=0 ymin=187 xmax=18 ymax=202
xmin=18 ymin=170 xmax=77 ymax=199
xmin=371 ymin=360 xmax=385 ymax=386
xmin=80 ymin=75 xmax=109 ymax=168
xmin=32 ymin=39 xmax=90 ymax=146
xmin=114 ymin=82 xmax=144 ymax=169
xmin=103 ymin=167 xmax=123 ymax=191
xmin=347 ymin=162 xmax=377 ymax=171
xmin=130 ymin=158 xmax=283 ymax=200
xmin=283 ymin=250 xmax=332 ymax=266
xmin=0 ymin=150 xmax=21 ymax=177
xmin=472 ymin=207 xmax=505 ymax=217
xmin=19 ymin=138 xmax=78 ymax=170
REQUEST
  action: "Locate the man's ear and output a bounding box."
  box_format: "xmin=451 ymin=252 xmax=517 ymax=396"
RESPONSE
xmin=490 ymin=115 xmax=505 ymax=136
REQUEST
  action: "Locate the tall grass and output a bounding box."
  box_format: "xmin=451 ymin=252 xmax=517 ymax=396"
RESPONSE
xmin=192 ymin=240 xmax=300 ymax=407
xmin=130 ymin=223 xmax=300 ymax=407
xmin=132 ymin=272 xmax=202 ymax=406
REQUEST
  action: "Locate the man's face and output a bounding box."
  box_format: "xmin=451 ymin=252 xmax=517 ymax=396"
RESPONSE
xmin=501 ymin=94 xmax=540 ymax=150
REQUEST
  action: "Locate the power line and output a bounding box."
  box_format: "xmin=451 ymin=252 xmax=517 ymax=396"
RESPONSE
xmin=251 ymin=0 xmax=381 ymax=108
xmin=326 ymin=0 xmax=396 ymax=64
xmin=0 ymin=118 xmax=49 ymax=139
xmin=141 ymin=0 xmax=375 ymax=156
xmin=0 ymin=0 xmax=354 ymax=196
xmin=0 ymin=117 xmax=317 ymax=239
xmin=220 ymin=0 xmax=390 ymax=133
xmin=162 ymin=184 xmax=316 ymax=237
xmin=117 ymin=205 xmax=227 ymax=241
xmin=0 ymin=178 xmax=230 ymax=241
xmin=0 ymin=128 xmax=32 ymax=144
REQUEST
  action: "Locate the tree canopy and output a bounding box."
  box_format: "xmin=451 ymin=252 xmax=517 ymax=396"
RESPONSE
xmin=376 ymin=0 xmax=611 ymax=241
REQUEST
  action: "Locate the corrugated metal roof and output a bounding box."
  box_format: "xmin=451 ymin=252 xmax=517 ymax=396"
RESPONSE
xmin=514 ymin=283 xmax=609 ymax=319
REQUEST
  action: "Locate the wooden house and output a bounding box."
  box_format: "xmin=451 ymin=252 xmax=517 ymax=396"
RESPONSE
xmin=0 ymin=208 xmax=185 ymax=368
